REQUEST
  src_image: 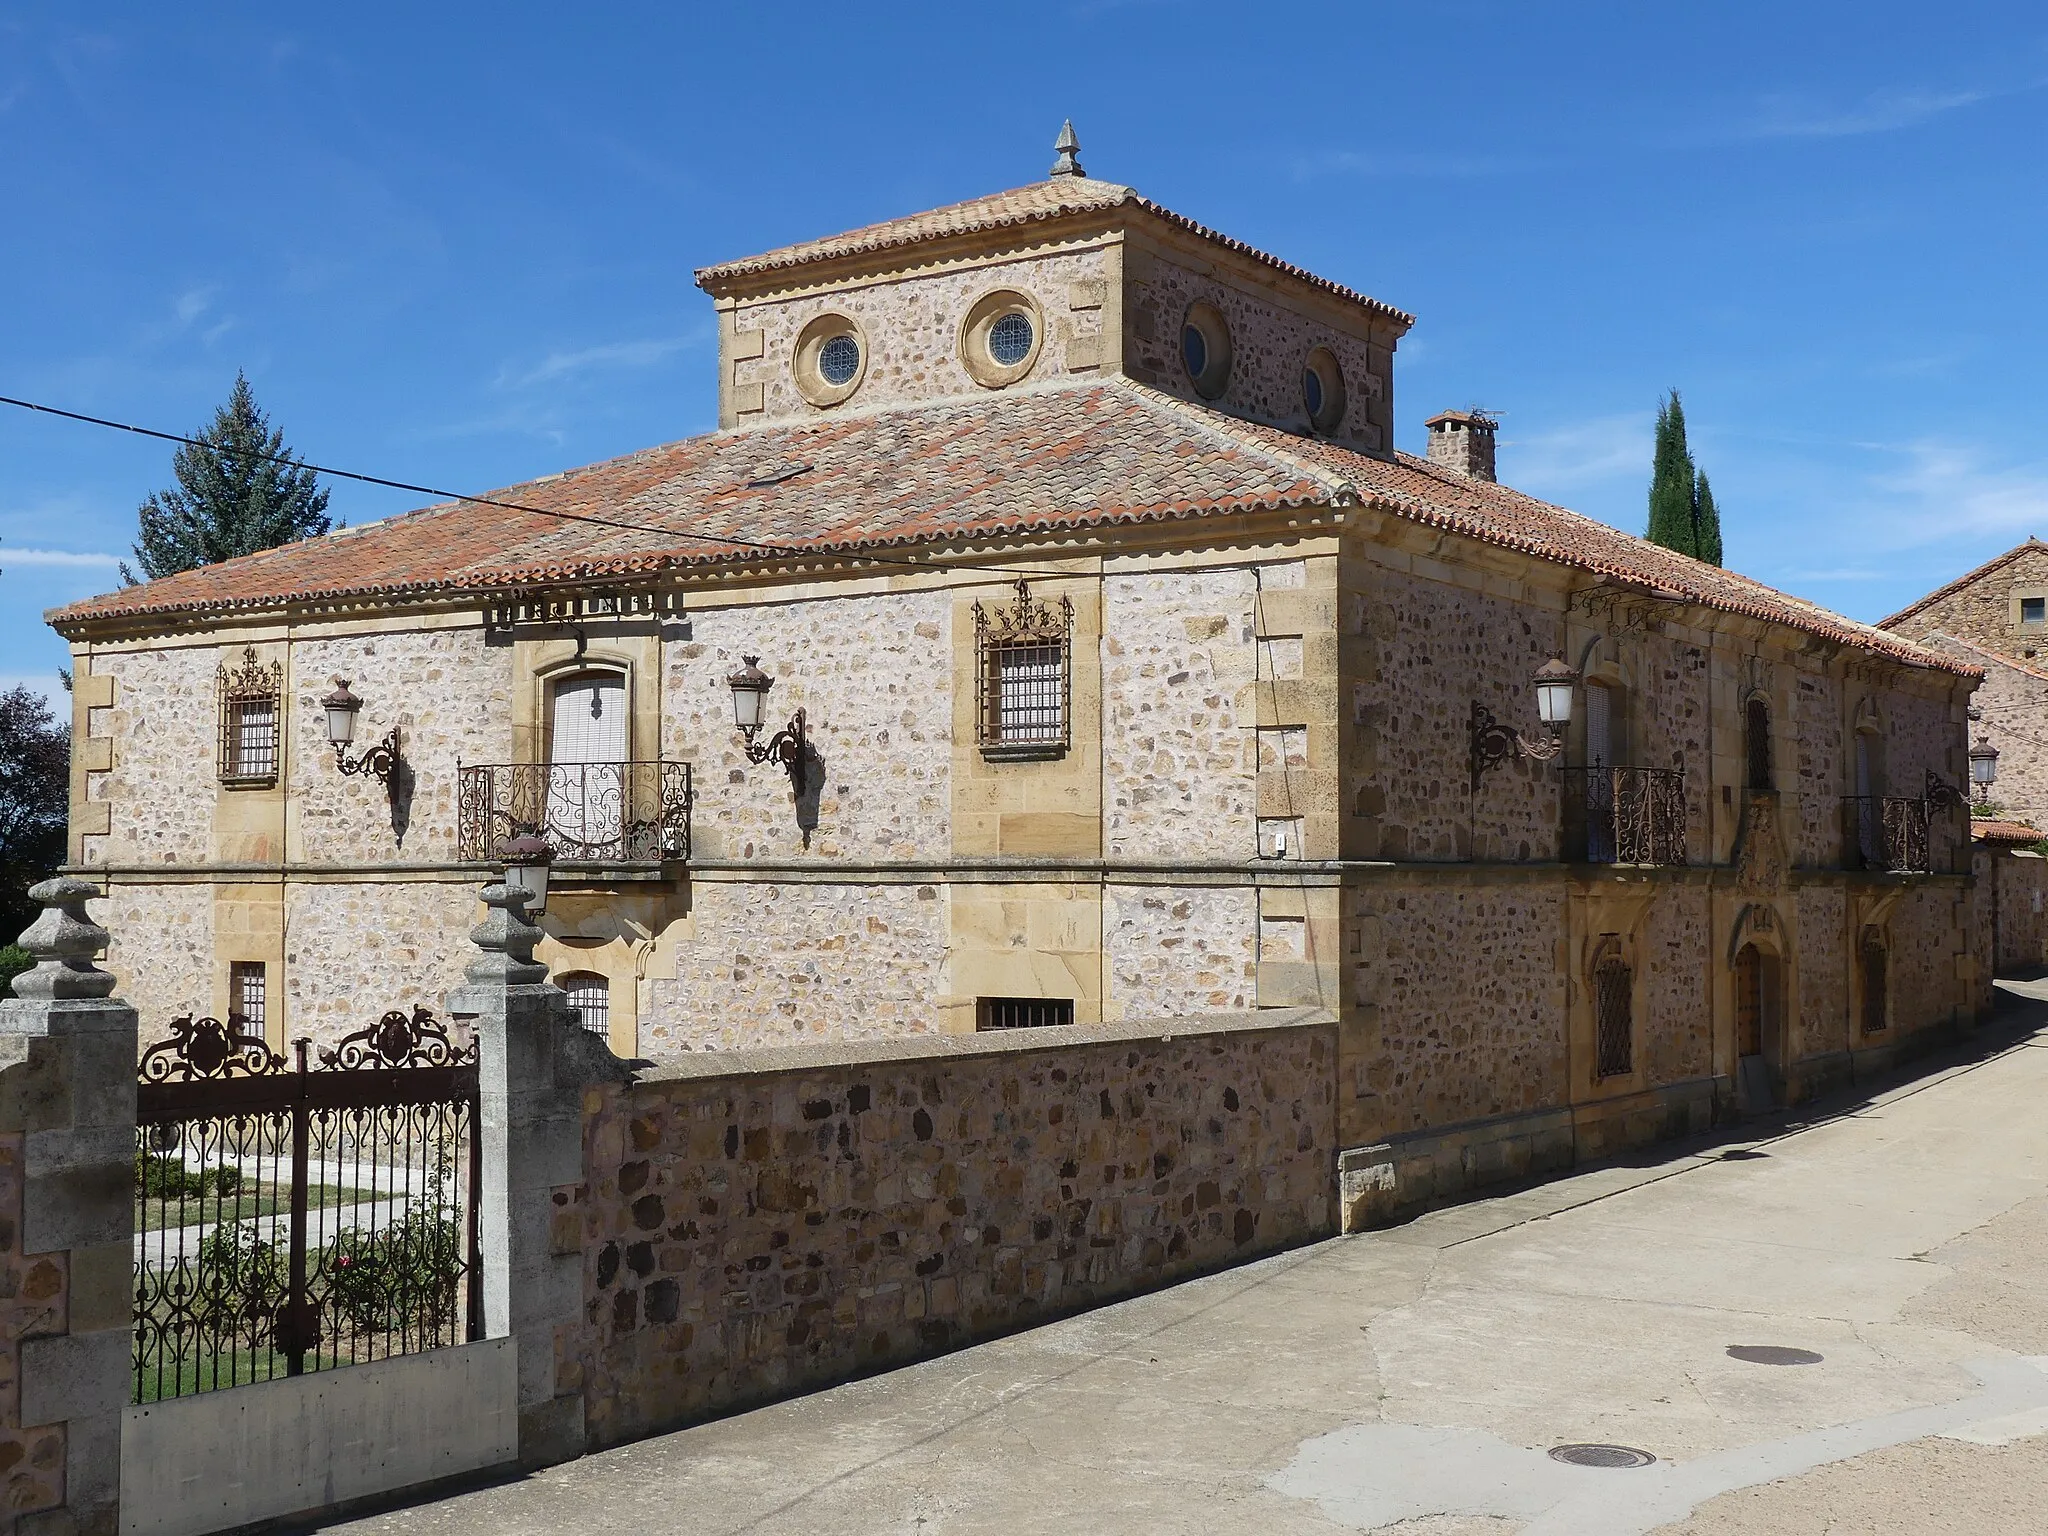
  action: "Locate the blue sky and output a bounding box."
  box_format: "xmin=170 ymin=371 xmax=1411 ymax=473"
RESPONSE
xmin=5 ymin=2 xmax=2047 ymax=704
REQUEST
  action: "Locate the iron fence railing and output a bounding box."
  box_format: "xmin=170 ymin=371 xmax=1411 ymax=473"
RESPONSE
xmin=457 ymin=759 xmax=692 ymax=864
xmin=133 ymin=1008 xmax=481 ymax=1403
xmin=1565 ymin=765 xmax=1687 ymax=867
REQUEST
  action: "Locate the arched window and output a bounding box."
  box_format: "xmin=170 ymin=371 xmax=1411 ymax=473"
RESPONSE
xmin=559 ymin=973 xmax=610 ymax=1038
xmin=1745 ymin=697 xmax=1773 ymax=792
xmin=1593 ymin=946 xmax=1633 ymax=1079
xmin=546 ymin=669 xmax=629 ymax=857
xmin=1859 ymin=928 xmax=1888 ymax=1036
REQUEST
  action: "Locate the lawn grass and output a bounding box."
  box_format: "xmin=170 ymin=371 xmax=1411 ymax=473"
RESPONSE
xmin=134 ymin=1182 xmax=372 ymax=1234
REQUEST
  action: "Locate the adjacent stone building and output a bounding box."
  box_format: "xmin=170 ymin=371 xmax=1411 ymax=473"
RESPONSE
xmin=49 ymin=134 xmax=1987 ymax=1223
xmin=1883 ymin=539 xmax=2048 ymax=833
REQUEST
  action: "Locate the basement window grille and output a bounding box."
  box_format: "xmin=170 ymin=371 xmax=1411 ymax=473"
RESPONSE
xmin=976 ymin=997 xmax=1074 ymax=1031
xmin=973 ymin=578 xmax=1073 ymax=759
xmin=229 ymin=961 xmax=267 ymax=1035
xmin=1593 ymin=951 xmax=1633 ymax=1078
xmin=560 ymin=973 xmax=610 ymax=1038
xmin=217 ymin=647 xmax=283 ymax=785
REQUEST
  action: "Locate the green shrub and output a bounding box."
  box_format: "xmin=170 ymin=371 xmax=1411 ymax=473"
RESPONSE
xmin=135 ymin=1151 xmax=243 ymax=1202
xmin=0 ymin=945 xmax=31 ymax=998
xmin=194 ymin=1220 xmax=287 ymax=1341
xmin=324 ymin=1201 xmax=464 ymax=1336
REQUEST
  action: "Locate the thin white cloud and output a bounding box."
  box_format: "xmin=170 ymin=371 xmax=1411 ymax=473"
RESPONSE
xmin=0 ymin=548 xmax=121 ymax=568
xmin=1860 ymin=440 xmax=2048 ymax=547
xmin=496 ymin=332 xmax=708 ymax=390
xmin=1743 ymin=82 xmax=2020 ymax=140
xmin=1501 ymin=413 xmax=1654 ymax=495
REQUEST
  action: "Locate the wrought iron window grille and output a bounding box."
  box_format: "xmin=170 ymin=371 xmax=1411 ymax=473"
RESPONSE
xmin=1593 ymin=953 xmax=1634 ymax=1079
xmin=217 ymin=647 xmax=283 ymax=786
xmin=977 ymin=996 xmax=1075 ymax=1030
xmin=974 ymin=578 xmax=1073 ymax=759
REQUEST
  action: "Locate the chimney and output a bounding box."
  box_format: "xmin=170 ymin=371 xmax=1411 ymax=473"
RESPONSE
xmin=1425 ymin=409 xmax=1498 ymax=483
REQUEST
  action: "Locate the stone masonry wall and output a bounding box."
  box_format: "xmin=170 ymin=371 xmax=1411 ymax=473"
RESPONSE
xmin=1792 ymin=670 xmax=1845 ymax=869
xmin=85 ymin=644 xmax=218 ymax=867
xmin=1104 ymin=885 xmax=1257 ymax=1018
xmin=643 ymin=881 xmax=948 ymax=1054
xmin=1101 ymin=568 xmax=1258 ymax=860
xmin=729 ymin=246 xmax=1111 ymax=426
xmin=1123 ymin=250 xmax=1387 ymax=453
xmin=1349 ymin=883 xmax=1568 ymax=1134
xmin=1639 ymin=885 xmax=1713 ymax=1086
xmin=291 ymin=629 xmax=514 ymax=865
xmin=1922 ymin=639 xmax=2048 ymax=833
xmin=1797 ymin=884 xmax=1850 ymax=1058
xmin=1887 ymin=543 xmax=2048 ymax=657
xmin=1357 ymin=565 xmax=1564 ymax=863
xmin=283 ymin=881 xmax=478 ymax=1050
xmin=1888 ymin=884 xmax=1962 ymax=1036
xmin=101 ymin=881 xmax=212 ymax=1042
xmin=568 ymin=1013 xmax=1335 ymax=1448
xmin=1993 ymin=849 xmax=2048 ymax=975
xmin=0 ymin=1131 xmax=67 ymax=1520
xmin=664 ymin=589 xmax=952 ymax=863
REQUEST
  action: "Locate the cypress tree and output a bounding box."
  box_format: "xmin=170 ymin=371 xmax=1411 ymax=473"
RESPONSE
xmin=123 ymin=373 xmax=331 ymax=584
xmin=1643 ymin=389 xmax=1723 ymax=566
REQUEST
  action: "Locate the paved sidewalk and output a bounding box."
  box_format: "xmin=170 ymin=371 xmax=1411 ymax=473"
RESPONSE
xmin=320 ymin=1001 xmax=2048 ymax=1535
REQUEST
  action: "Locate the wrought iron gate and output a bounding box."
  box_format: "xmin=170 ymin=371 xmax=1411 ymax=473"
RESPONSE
xmin=133 ymin=1007 xmax=482 ymax=1403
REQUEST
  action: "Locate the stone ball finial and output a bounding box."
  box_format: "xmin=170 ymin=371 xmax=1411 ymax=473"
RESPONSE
xmin=463 ymin=882 xmax=549 ymax=990
xmin=11 ymin=877 xmax=116 ymax=1001
xmin=1050 ymin=119 xmax=1084 ymax=179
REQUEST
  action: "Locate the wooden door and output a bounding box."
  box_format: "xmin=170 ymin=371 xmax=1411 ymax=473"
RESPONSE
xmin=1734 ymin=944 xmax=1763 ymax=1058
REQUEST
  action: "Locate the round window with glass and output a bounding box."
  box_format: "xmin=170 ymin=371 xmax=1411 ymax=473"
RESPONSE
xmin=1302 ymin=347 xmax=1346 ymax=432
xmin=818 ymin=333 xmax=862 ymax=386
xmin=989 ymin=312 xmax=1034 ymax=367
xmin=1180 ymin=303 xmax=1231 ymax=400
xmin=1181 ymin=324 xmax=1207 ymax=379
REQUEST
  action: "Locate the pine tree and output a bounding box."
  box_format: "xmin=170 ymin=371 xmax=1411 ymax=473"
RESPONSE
xmin=1643 ymin=389 xmax=1723 ymax=567
xmin=124 ymin=373 xmax=331 ymax=583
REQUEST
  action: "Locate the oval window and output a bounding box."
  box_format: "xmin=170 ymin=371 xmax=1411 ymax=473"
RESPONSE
xmin=1180 ymin=302 xmax=1232 ymax=400
xmin=1182 ymin=324 xmax=1208 ymax=379
xmin=1303 ymin=346 xmax=1346 ymax=432
xmin=1303 ymin=368 xmax=1323 ymax=418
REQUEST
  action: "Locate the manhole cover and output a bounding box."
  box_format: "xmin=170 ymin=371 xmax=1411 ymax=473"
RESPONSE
xmin=1548 ymin=1443 xmax=1656 ymax=1468
xmin=1727 ymin=1345 xmax=1824 ymax=1365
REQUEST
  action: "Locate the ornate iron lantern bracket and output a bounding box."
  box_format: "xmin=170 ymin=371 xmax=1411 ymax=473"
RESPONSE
xmin=742 ymin=706 xmax=810 ymax=798
xmin=1469 ymin=700 xmax=1563 ymax=792
xmin=334 ymin=726 xmax=401 ymax=785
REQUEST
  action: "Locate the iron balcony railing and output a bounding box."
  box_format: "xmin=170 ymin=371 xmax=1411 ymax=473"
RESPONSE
xmin=1563 ymin=765 xmax=1687 ymax=867
xmin=457 ymin=760 xmax=692 ymax=865
xmin=1842 ymin=794 xmax=1969 ymax=874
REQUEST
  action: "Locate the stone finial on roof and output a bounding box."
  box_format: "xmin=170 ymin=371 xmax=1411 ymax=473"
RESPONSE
xmin=1050 ymin=120 xmax=1085 ymax=179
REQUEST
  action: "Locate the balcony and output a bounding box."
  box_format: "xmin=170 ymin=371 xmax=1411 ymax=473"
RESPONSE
xmin=1843 ymin=794 xmax=1963 ymax=874
xmin=457 ymin=761 xmax=692 ymax=866
xmin=1563 ymin=765 xmax=1686 ymax=867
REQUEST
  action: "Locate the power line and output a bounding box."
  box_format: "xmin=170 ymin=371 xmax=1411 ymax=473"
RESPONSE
xmin=0 ymin=391 xmax=1083 ymax=584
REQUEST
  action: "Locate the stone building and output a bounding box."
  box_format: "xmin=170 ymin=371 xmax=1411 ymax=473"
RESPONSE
xmin=49 ymin=132 xmax=1986 ymax=1222
xmin=1882 ymin=539 xmax=2048 ymax=832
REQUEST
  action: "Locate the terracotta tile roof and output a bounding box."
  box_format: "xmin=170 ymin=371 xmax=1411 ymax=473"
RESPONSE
xmin=1917 ymin=630 xmax=2048 ymax=685
xmin=694 ymin=179 xmax=1415 ymax=329
xmin=42 ymin=379 xmax=1975 ymax=678
xmin=1972 ymin=819 xmax=2043 ymax=845
xmin=1879 ymin=537 xmax=2048 ymax=630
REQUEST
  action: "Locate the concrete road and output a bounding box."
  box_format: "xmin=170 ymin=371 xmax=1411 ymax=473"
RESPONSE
xmin=324 ymin=1000 xmax=2048 ymax=1535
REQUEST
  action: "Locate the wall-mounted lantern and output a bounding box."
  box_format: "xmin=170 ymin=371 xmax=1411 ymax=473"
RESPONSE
xmin=1469 ymin=656 xmax=1573 ymax=791
xmin=323 ymin=677 xmax=400 ymax=785
xmin=726 ymin=655 xmax=810 ymax=797
xmin=501 ymin=832 xmax=554 ymax=918
xmin=1969 ymin=737 xmax=2001 ymax=803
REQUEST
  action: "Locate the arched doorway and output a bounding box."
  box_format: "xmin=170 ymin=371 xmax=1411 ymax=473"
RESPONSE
xmin=546 ymin=669 xmax=628 ymax=856
xmin=1733 ymin=942 xmax=1781 ymax=1111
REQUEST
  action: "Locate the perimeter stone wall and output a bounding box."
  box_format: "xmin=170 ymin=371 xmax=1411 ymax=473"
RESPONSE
xmin=1347 ymin=882 xmax=1568 ymax=1136
xmin=642 ymin=881 xmax=948 ymax=1053
xmin=1123 ymin=249 xmax=1388 ymax=453
xmin=1101 ymin=569 xmax=1259 ymax=860
xmin=1103 ymin=884 xmax=1257 ymax=1018
xmin=567 ymin=1011 xmax=1335 ymax=1448
xmin=664 ymin=590 xmax=953 ymax=862
xmin=283 ymin=881 xmax=478 ymax=1049
xmin=290 ymin=629 xmax=514 ymax=865
xmin=729 ymin=245 xmax=1111 ymax=426
xmin=1992 ymin=849 xmax=2048 ymax=975
xmin=100 ymin=882 xmax=212 ymax=1042
xmin=0 ymin=1132 xmax=66 ymax=1519
xmin=84 ymin=645 xmax=218 ymax=867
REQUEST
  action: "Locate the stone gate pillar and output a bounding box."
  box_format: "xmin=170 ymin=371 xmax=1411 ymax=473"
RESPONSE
xmin=450 ymin=883 xmax=630 ymax=1468
xmin=0 ymin=877 xmax=137 ymax=1536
